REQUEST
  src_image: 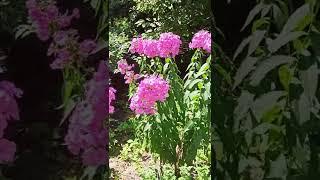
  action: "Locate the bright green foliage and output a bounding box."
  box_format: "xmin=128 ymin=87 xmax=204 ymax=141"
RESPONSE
xmin=131 ymin=50 xmax=211 ymax=177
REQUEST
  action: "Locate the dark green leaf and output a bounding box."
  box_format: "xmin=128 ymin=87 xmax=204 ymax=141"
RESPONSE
xmin=251 ymin=91 xmax=286 ymax=121
xmin=281 ymin=4 xmax=310 ymax=34
xmin=268 ymin=31 xmax=306 ymax=53
xmin=233 ymin=57 xmax=259 ymax=89
xmin=248 ymin=30 xmax=266 ymax=56
xmin=278 ymin=65 xmax=293 ymax=91
xmin=241 ymin=3 xmax=264 ymax=31
xmin=250 ymin=56 xmax=296 ymax=86
xmin=233 ymin=36 xmax=252 ymax=60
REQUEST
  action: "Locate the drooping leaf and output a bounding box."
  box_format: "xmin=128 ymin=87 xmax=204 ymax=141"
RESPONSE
xmin=295 ymin=92 xmax=311 ymax=125
xmin=233 ymin=57 xmax=259 ymax=89
xmin=241 ymin=3 xmax=264 ymax=31
xmin=272 ymin=4 xmax=286 ymax=30
xmin=250 ymin=55 xmax=296 ymax=86
xmin=251 ymin=91 xmax=286 ymax=121
xmin=281 ymin=4 xmax=310 ymax=34
xmin=234 ymin=91 xmax=255 ymax=121
xmin=300 ymin=62 xmax=318 ymax=98
xmin=233 ymin=36 xmax=252 ymax=60
xmin=268 ymin=31 xmax=306 ymax=53
xmin=248 ymin=30 xmax=266 ymax=56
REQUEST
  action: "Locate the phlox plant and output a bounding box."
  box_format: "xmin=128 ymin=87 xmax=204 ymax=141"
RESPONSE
xmin=0 ymin=81 xmax=22 ymax=164
xmin=115 ymin=30 xmax=211 ymax=177
xmin=25 ymin=0 xmax=111 ymax=173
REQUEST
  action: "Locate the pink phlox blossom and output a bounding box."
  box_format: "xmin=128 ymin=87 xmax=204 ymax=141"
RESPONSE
xmin=0 ymin=139 xmax=16 ymax=163
xmin=109 ymin=87 xmax=116 ymax=114
xmin=189 ymin=30 xmax=211 ymax=53
xmin=142 ymin=39 xmax=159 ymax=58
xmin=65 ymin=61 xmax=107 ymax=166
xmin=129 ymin=36 xmax=144 ymax=54
xmin=158 ymin=32 xmax=182 ymax=58
xmin=129 ymin=75 xmax=170 ymax=115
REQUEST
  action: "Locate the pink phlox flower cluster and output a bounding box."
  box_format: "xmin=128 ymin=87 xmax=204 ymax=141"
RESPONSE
xmin=124 ymin=71 xmax=140 ymax=84
xmin=116 ymin=59 xmax=140 ymax=84
xmin=116 ymin=59 xmax=134 ymax=75
xmin=129 ymin=32 xmax=182 ymax=58
xmin=27 ymin=0 xmax=97 ymax=70
xmin=0 ymin=81 xmax=22 ymax=164
xmin=65 ymin=61 xmax=108 ymax=166
xmin=48 ymin=29 xmax=96 ymax=69
xmin=158 ymin=32 xmax=182 ymax=58
xmin=189 ymin=30 xmax=211 ymax=53
xmin=129 ymin=75 xmax=170 ymax=115
xmin=142 ymin=39 xmax=159 ymax=58
xmin=26 ymin=0 xmax=80 ymax=41
xmin=129 ymin=37 xmax=144 ymax=54
xmin=109 ymin=87 xmax=116 ymax=114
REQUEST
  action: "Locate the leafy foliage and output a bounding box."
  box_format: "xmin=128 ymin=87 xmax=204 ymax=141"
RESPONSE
xmin=214 ymin=0 xmax=320 ymax=179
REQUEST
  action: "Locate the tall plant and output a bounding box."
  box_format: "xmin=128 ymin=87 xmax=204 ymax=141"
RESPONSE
xmin=115 ymin=30 xmax=211 ymax=177
xmin=214 ymin=0 xmax=320 ymax=179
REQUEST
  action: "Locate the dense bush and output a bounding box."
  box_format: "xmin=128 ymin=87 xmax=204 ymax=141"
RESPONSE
xmin=213 ymin=0 xmax=320 ymax=179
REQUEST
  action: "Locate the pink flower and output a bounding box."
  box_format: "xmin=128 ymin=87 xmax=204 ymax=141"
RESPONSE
xmin=129 ymin=37 xmax=144 ymax=54
xmin=116 ymin=59 xmax=133 ymax=75
xmin=143 ymin=39 xmax=159 ymax=58
xmin=0 ymin=139 xmax=16 ymax=163
xmin=158 ymin=32 xmax=182 ymax=58
xmin=189 ymin=30 xmax=211 ymax=53
xmin=26 ymin=0 xmax=80 ymax=41
xmin=109 ymin=87 xmax=116 ymax=114
xmin=53 ymin=31 xmax=69 ymax=45
xmin=50 ymin=48 xmax=72 ymax=69
xmin=79 ymin=39 xmax=97 ymax=56
xmin=0 ymin=81 xmax=22 ymax=123
xmin=129 ymin=75 xmax=170 ymax=115
xmin=65 ymin=61 xmax=108 ymax=166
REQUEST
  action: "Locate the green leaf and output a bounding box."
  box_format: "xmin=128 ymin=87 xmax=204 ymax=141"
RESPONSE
xmin=268 ymin=31 xmax=306 ymax=53
xmin=253 ymin=123 xmax=282 ymax=135
xmin=252 ymin=18 xmax=270 ymax=32
xmin=60 ymin=99 xmax=76 ymax=126
xmin=261 ymin=103 xmax=283 ymax=123
xmin=295 ymin=93 xmax=311 ymax=125
xmin=250 ymin=55 xmax=296 ymax=86
xmin=278 ymin=65 xmax=292 ymax=91
xmin=267 ymin=154 xmax=287 ymax=179
xmin=241 ymin=3 xmax=264 ymax=31
xmin=233 ymin=36 xmax=252 ymax=60
xmin=248 ymin=30 xmax=266 ymax=56
xmin=234 ymin=91 xmax=255 ymax=121
xmin=214 ymin=141 xmax=223 ymax=161
xmin=233 ymin=57 xmax=258 ymax=89
xmin=80 ymin=166 xmax=97 ymax=180
xmin=272 ymin=4 xmax=286 ymax=30
xmin=300 ymin=62 xmax=318 ymax=98
xmin=251 ymin=91 xmax=286 ymax=121
xmin=14 ymin=24 xmax=34 ymax=39
xmin=281 ymin=4 xmax=310 ymax=34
